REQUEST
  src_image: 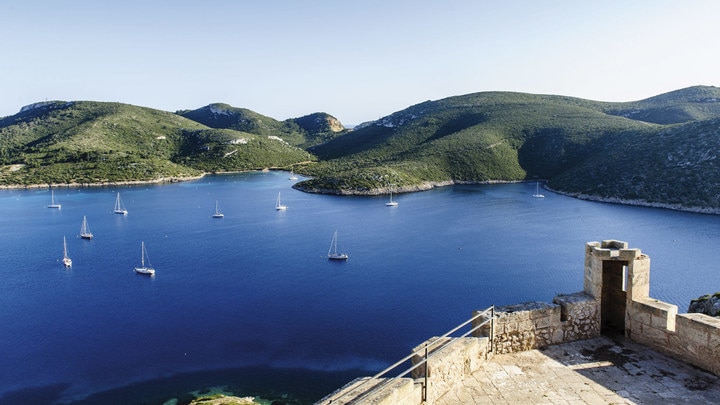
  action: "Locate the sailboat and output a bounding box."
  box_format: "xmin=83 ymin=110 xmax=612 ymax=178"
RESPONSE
xmin=134 ymin=241 xmax=155 ymax=276
xmin=62 ymin=236 xmax=72 ymax=268
xmin=47 ymin=190 xmax=61 ymax=209
xmin=114 ymin=192 xmax=128 ymax=215
xmin=386 ymin=190 xmax=398 ymax=207
xmin=532 ymin=181 xmax=545 ymax=198
xmin=288 ymin=169 xmax=298 ymax=180
xmin=275 ymin=192 xmax=287 ymax=210
xmin=212 ymin=200 xmax=224 ymax=218
xmin=80 ymin=215 xmax=93 ymax=240
xmin=327 ymin=230 xmax=348 ymax=261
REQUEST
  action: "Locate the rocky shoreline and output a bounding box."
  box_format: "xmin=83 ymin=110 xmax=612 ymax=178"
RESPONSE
xmin=291 ymin=179 xmax=525 ymax=196
xmin=0 ymin=175 xmax=207 ymax=190
xmin=547 ymin=186 xmax=720 ymax=215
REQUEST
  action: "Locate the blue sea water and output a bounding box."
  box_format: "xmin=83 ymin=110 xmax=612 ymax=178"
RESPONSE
xmin=2 ymin=171 xmax=720 ymax=404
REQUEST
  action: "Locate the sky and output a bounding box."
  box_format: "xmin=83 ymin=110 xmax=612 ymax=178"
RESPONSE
xmin=1 ymin=0 xmax=719 ymax=125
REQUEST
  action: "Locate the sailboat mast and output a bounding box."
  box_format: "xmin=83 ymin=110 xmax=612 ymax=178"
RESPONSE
xmin=141 ymin=242 xmax=145 ymax=267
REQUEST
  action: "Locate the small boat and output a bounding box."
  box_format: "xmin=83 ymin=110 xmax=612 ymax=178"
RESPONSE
xmin=327 ymin=230 xmax=348 ymax=261
xmin=47 ymin=190 xmax=61 ymax=209
xmin=275 ymin=192 xmax=287 ymax=210
xmin=80 ymin=215 xmax=93 ymax=240
xmin=134 ymin=241 xmax=155 ymax=276
xmin=532 ymin=181 xmax=545 ymax=198
xmin=212 ymin=200 xmax=224 ymax=218
xmin=62 ymin=236 xmax=72 ymax=268
xmin=386 ymin=190 xmax=398 ymax=207
xmin=288 ymin=169 xmax=298 ymax=180
xmin=114 ymin=192 xmax=128 ymax=215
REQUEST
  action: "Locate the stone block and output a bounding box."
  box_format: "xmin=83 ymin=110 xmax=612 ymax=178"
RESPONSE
xmin=534 ymin=315 xmax=557 ymax=329
xmin=601 ymin=240 xmax=628 ymax=249
xmin=618 ymin=247 xmax=641 ymax=259
xmin=630 ymin=298 xmax=677 ymax=332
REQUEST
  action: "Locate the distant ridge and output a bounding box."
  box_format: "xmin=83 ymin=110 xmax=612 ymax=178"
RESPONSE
xmin=176 ymin=104 xmax=348 ymax=148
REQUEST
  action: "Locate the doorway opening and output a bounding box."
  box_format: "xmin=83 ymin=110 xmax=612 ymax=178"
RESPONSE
xmin=601 ymin=260 xmax=627 ymax=335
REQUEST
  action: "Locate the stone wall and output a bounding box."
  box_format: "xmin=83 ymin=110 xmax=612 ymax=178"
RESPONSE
xmin=625 ymin=295 xmax=720 ymax=376
xmin=472 ymin=292 xmax=599 ymax=354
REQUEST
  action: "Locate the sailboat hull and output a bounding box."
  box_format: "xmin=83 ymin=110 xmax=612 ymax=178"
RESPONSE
xmin=328 ymin=254 xmax=348 ymax=260
xmin=134 ymin=267 xmax=155 ymax=275
xmin=80 ymin=234 xmax=93 ymax=240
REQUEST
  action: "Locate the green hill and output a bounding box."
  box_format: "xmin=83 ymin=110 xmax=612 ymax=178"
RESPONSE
xmin=176 ymin=104 xmax=347 ymax=148
xmin=0 ymin=101 xmax=314 ymax=185
xmin=603 ymin=86 xmax=720 ymax=124
xmin=296 ymin=86 xmax=720 ymax=212
xmin=299 ymin=91 xmax=658 ymax=192
xmin=550 ymin=117 xmax=720 ymax=210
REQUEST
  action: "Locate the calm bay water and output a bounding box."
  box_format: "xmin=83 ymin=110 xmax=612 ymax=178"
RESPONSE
xmin=2 ymin=171 xmax=720 ymax=404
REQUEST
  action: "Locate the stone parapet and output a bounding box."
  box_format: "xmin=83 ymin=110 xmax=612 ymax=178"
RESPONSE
xmin=489 ymin=302 xmax=562 ymax=353
xmin=473 ymin=293 xmax=599 ymax=355
xmin=666 ymin=313 xmax=720 ymax=376
xmin=553 ymin=292 xmax=600 ymax=341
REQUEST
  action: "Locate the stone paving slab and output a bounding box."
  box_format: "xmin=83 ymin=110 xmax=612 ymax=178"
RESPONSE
xmin=434 ymin=335 xmax=720 ymax=404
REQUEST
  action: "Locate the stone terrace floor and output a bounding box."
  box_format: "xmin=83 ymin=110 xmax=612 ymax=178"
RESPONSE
xmin=434 ymin=335 xmax=720 ymax=405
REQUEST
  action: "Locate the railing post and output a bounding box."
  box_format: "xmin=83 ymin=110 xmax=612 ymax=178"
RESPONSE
xmin=490 ymin=305 xmax=495 ymax=354
xmin=423 ymin=345 xmax=428 ymax=402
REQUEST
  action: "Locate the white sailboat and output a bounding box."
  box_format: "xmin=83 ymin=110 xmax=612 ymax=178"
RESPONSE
xmin=114 ymin=192 xmax=128 ymax=215
xmin=212 ymin=200 xmax=224 ymax=218
xmin=275 ymin=192 xmax=287 ymax=210
xmin=47 ymin=190 xmax=61 ymax=209
xmin=80 ymin=215 xmax=93 ymax=240
xmin=134 ymin=241 xmax=155 ymax=276
xmin=532 ymin=181 xmax=545 ymax=198
xmin=386 ymin=190 xmax=398 ymax=207
xmin=288 ymin=169 xmax=298 ymax=180
xmin=62 ymin=236 xmax=72 ymax=268
xmin=327 ymin=230 xmax=348 ymax=261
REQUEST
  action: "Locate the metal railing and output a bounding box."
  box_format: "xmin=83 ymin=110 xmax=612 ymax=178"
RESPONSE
xmin=325 ymin=306 xmax=494 ymax=404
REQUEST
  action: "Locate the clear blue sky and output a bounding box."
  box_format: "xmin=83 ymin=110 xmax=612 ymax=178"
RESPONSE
xmin=1 ymin=0 xmax=718 ymax=125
